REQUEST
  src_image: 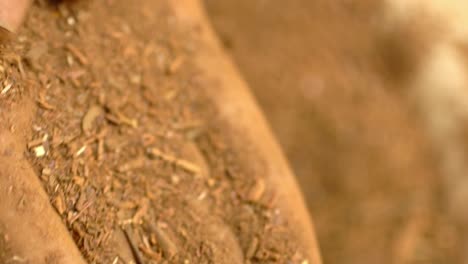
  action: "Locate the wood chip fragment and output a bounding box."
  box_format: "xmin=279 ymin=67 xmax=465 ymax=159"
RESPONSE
xmin=97 ymin=138 xmax=104 ymax=161
xmin=37 ymin=95 xmax=55 ymax=110
xmin=147 ymin=147 xmax=201 ymax=175
xmin=117 ymin=112 xmax=138 ymax=128
xmin=106 ymin=112 xmax=138 ymax=128
xmin=247 ymin=178 xmax=266 ymax=202
xmin=66 ymin=43 xmax=89 ymax=66
xmin=1 ymin=82 xmax=13 ymax=95
xmin=69 ymin=200 xmax=94 ymax=224
xmin=132 ymin=199 xmax=149 ymax=224
xmin=32 ymin=145 xmax=46 ymax=157
xmin=175 ymin=159 xmax=202 ymax=175
xmin=123 ymin=226 xmax=145 ymax=264
xmin=117 ymin=158 xmax=145 ymax=173
xmin=73 ymin=176 xmax=85 ymax=187
xmin=42 ymin=167 xmax=52 ymax=176
xmin=53 ymin=193 xmax=66 ymax=215
xmin=139 ymin=244 xmax=161 ymax=261
xmin=75 ymin=145 xmax=87 ymax=157
xmin=82 ymin=105 xmax=103 ymax=134
xmin=246 ymin=236 xmax=259 ymax=259
xmin=15 ymin=56 xmax=26 ymax=79
xmin=105 ymin=114 xmax=121 ymax=125
xmin=27 ymin=138 xmax=45 ymax=149
xmin=150 ymin=222 xmax=178 ymax=259
xmin=75 ymin=192 xmax=87 ymax=211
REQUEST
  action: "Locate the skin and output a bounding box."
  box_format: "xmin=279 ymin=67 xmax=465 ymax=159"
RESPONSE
xmin=0 ymin=0 xmax=31 ymax=33
xmin=0 ymin=0 xmax=322 ymax=262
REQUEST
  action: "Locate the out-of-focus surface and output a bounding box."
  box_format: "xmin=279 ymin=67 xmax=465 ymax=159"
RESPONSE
xmin=205 ymin=0 xmax=466 ymax=263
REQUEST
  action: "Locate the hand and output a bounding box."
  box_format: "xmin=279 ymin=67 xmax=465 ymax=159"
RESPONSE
xmin=0 ymin=0 xmax=31 ymax=34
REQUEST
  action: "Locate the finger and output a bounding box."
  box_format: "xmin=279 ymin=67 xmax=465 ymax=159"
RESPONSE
xmin=0 ymin=0 xmax=32 ymax=33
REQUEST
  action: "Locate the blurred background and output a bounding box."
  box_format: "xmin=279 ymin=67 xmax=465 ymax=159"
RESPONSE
xmin=205 ymin=0 xmax=466 ymax=263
